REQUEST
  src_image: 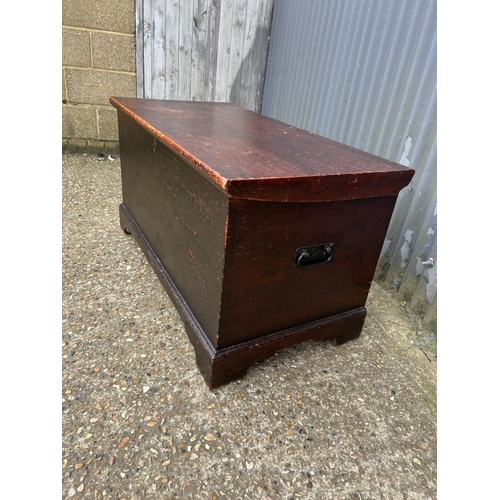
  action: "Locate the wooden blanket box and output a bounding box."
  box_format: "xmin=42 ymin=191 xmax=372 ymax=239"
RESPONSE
xmin=110 ymin=97 xmax=414 ymax=388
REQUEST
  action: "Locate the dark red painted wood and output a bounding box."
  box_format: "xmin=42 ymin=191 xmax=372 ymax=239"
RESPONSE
xmin=110 ymin=97 xmax=414 ymax=203
xmin=117 ymin=112 xmax=228 ymax=346
xmin=217 ymin=195 xmax=398 ymax=348
xmin=110 ymin=97 xmax=415 ymax=388
xmin=119 ymin=203 xmax=366 ymax=389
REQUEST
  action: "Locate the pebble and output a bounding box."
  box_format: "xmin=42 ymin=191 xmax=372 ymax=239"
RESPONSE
xmin=67 ymin=488 xmax=76 ymax=497
xmin=119 ymin=436 xmax=130 ymax=448
xmin=143 ymin=386 xmax=150 ymax=393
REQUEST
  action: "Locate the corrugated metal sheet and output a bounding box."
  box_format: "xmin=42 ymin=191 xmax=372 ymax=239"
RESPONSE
xmin=136 ymin=0 xmax=274 ymax=111
xmin=262 ymin=0 xmax=437 ymax=328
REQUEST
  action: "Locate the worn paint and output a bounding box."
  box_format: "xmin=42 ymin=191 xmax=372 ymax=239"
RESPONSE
xmin=426 ymin=265 xmax=437 ymax=303
xmin=381 ymin=239 xmax=391 ymax=258
xmin=399 ymin=136 xmax=413 ymax=167
xmin=136 ymin=0 xmax=274 ymax=111
xmin=400 ymin=229 xmax=414 ymax=269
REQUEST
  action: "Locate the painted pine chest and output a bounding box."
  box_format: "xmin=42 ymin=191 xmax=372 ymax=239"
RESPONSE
xmin=110 ymin=97 xmax=414 ymax=388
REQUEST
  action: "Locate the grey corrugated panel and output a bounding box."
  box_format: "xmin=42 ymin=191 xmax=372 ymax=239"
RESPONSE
xmin=262 ymin=0 xmax=437 ymax=327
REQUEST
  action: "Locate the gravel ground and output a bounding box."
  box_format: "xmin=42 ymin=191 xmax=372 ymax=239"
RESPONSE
xmin=62 ymin=152 xmax=437 ymax=500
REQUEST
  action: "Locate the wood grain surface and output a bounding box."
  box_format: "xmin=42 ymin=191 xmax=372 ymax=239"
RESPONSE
xmin=110 ymin=97 xmax=415 ymax=202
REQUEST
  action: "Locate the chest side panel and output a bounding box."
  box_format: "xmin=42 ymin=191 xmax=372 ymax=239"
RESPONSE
xmin=117 ymin=112 xmax=228 ymax=347
xmin=218 ymin=196 xmax=397 ymax=348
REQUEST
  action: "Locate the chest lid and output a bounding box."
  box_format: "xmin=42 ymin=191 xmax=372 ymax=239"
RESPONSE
xmin=110 ymin=97 xmax=414 ymax=203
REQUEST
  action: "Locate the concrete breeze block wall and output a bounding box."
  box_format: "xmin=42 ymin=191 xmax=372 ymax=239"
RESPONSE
xmin=62 ymin=0 xmax=136 ymax=152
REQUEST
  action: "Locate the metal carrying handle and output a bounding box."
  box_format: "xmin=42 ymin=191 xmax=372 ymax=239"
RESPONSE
xmin=294 ymin=243 xmax=333 ymax=269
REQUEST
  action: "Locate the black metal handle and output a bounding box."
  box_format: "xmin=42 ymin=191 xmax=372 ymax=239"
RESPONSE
xmin=293 ymin=243 xmax=333 ymax=269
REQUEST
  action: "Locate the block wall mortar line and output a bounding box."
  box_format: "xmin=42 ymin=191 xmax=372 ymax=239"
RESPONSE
xmin=64 ymin=101 xmax=115 ymax=107
xmin=62 ymin=63 xmax=93 ymax=70
xmin=62 ymin=136 xmax=93 ymax=141
xmin=89 ymin=31 xmax=94 ymax=67
xmin=90 ymin=29 xmax=134 ymax=37
xmin=63 ymin=137 xmax=119 ymax=143
xmin=63 ymin=68 xmax=68 ymax=102
xmin=95 ymin=108 xmax=100 ymax=139
xmin=63 ymin=25 xmax=135 ymax=37
xmin=61 ymin=65 xmax=136 ymax=76
xmin=62 ymin=103 xmax=117 ymax=110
